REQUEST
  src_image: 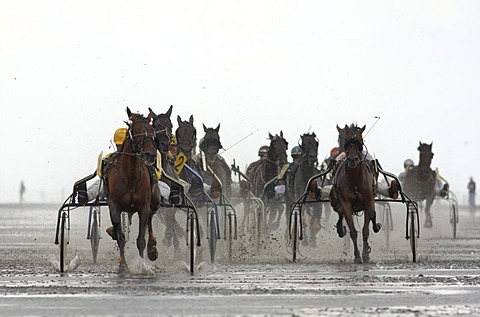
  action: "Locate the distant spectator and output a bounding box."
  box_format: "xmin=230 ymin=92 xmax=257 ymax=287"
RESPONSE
xmin=468 ymin=177 xmax=476 ymax=211
xmin=19 ymin=180 xmax=26 ymax=204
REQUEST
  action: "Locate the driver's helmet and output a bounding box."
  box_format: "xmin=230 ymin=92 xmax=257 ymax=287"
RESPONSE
xmin=291 ymin=146 xmax=302 ymax=157
xmin=258 ymin=145 xmax=269 ymax=157
xmin=170 ymin=134 xmax=177 ymax=146
xmin=113 ymin=128 xmax=128 ymax=146
xmin=404 ymin=158 xmax=414 ymax=168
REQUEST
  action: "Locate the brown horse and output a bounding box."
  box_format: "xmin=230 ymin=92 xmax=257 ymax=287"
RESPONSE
xmin=330 ymin=124 xmax=381 ymax=263
xmin=105 ymin=108 xmax=160 ymax=273
xmin=403 ymin=142 xmax=436 ymax=228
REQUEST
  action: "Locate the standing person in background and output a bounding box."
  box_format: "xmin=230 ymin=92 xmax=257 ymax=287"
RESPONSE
xmin=468 ymin=177 xmax=476 ymax=212
xmin=19 ymin=180 xmax=26 ymax=204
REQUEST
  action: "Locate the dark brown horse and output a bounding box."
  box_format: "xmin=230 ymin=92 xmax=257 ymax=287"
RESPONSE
xmin=176 ymin=115 xmax=197 ymax=164
xmin=330 ymin=124 xmax=381 ymax=263
xmin=248 ymin=132 xmax=289 ymax=229
xmin=248 ymin=131 xmax=289 ymax=199
xmin=192 ymin=123 xmax=232 ymax=195
xmin=403 ymin=142 xmax=436 ymax=228
xmin=289 ymin=132 xmax=321 ymax=245
xmin=149 ymin=105 xmax=173 ymax=155
xmin=290 ymin=132 xmax=320 ymax=200
xmin=105 ymin=108 xmax=160 ymax=273
xmin=149 ymin=105 xmax=185 ymax=251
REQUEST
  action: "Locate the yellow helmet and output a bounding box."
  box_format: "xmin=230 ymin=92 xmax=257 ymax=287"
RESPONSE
xmin=170 ymin=134 xmax=177 ymax=145
xmin=113 ymin=128 xmax=127 ymax=146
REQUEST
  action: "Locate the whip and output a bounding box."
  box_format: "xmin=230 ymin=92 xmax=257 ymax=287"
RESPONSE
xmin=219 ymin=129 xmax=259 ymax=154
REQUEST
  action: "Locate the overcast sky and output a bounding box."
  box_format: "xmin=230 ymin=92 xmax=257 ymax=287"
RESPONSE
xmin=1 ymin=1 xmax=479 ymax=203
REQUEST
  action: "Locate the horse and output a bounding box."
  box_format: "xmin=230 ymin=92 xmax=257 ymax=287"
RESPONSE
xmin=192 ymin=123 xmax=232 ymax=196
xmin=104 ymin=107 xmax=160 ymax=273
xmin=149 ymin=105 xmax=185 ymax=252
xmin=290 ymin=132 xmax=320 ymax=199
xmin=249 ymin=131 xmax=289 ymax=230
xmin=329 ymin=124 xmax=381 ymax=263
xmin=289 ymin=132 xmax=321 ymax=245
xmin=149 ymin=105 xmax=173 ymax=155
xmin=248 ymin=132 xmax=289 ymax=198
xmin=403 ymin=142 xmax=436 ymax=228
xmin=176 ymin=114 xmax=197 ymax=165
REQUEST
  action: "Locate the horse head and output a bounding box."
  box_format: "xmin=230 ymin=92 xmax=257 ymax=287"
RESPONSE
xmin=268 ymin=131 xmax=288 ymax=167
xmin=126 ymin=107 xmax=157 ymax=165
xmin=175 ymin=115 xmax=197 ymax=159
xmin=149 ymin=105 xmax=173 ymax=154
xmin=417 ymin=141 xmax=434 ymax=167
xmin=300 ymin=132 xmax=319 ymax=166
xmin=343 ymin=124 xmax=366 ymax=168
xmin=200 ymin=123 xmax=223 ymax=165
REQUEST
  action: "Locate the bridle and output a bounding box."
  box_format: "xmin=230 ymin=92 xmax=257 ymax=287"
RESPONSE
xmin=267 ymin=137 xmax=288 ymax=167
xmin=126 ymin=118 xmax=156 ymax=164
xmin=151 ymin=116 xmax=173 ymax=153
xmin=176 ymin=124 xmax=196 ymax=156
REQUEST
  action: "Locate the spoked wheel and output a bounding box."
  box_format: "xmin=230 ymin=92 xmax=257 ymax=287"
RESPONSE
xmin=450 ymin=203 xmax=458 ymax=239
xmin=89 ymin=206 xmax=101 ymax=264
xmin=59 ymin=212 xmax=69 ymax=273
xmin=290 ymin=210 xmax=300 ymax=263
xmin=186 ymin=212 xmax=197 ymax=275
xmin=208 ymin=210 xmax=217 ymax=264
xmin=409 ymin=204 xmax=418 ymax=263
xmin=226 ymin=212 xmax=233 ymax=260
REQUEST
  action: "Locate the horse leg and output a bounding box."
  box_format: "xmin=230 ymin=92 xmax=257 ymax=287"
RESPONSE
xmin=171 ymin=210 xmax=182 ymax=253
xmin=367 ymin=203 xmax=382 ymax=233
xmin=335 ymin=212 xmax=347 ymax=238
xmin=162 ymin=211 xmax=174 ymax=247
xmin=136 ymin=208 xmax=148 ymax=260
xmin=162 ymin=210 xmax=183 ymax=251
xmin=331 ymin=191 xmax=346 ymax=238
xmin=147 ymin=211 xmax=158 ymax=261
xmin=309 ymin=205 xmax=322 ymax=246
xmin=424 ymin=195 xmax=434 ymax=228
xmin=344 ymin=211 xmax=361 ymax=263
xmin=110 ymin=209 xmax=127 ymax=272
xmin=362 ymin=212 xmax=372 ymax=263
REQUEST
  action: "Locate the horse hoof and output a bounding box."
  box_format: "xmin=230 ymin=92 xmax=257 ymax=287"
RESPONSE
xmin=147 ymin=248 xmax=158 ymax=261
xmin=362 ymin=254 xmax=370 ymax=263
xmin=373 ymin=223 xmax=382 ymax=233
xmin=106 ymin=226 xmax=116 ymax=240
xmin=337 ymin=225 xmax=347 ymax=238
xmin=118 ymin=263 xmax=128 ymax=275
xmin=354 ymin=257 xmax=362 ymax=264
